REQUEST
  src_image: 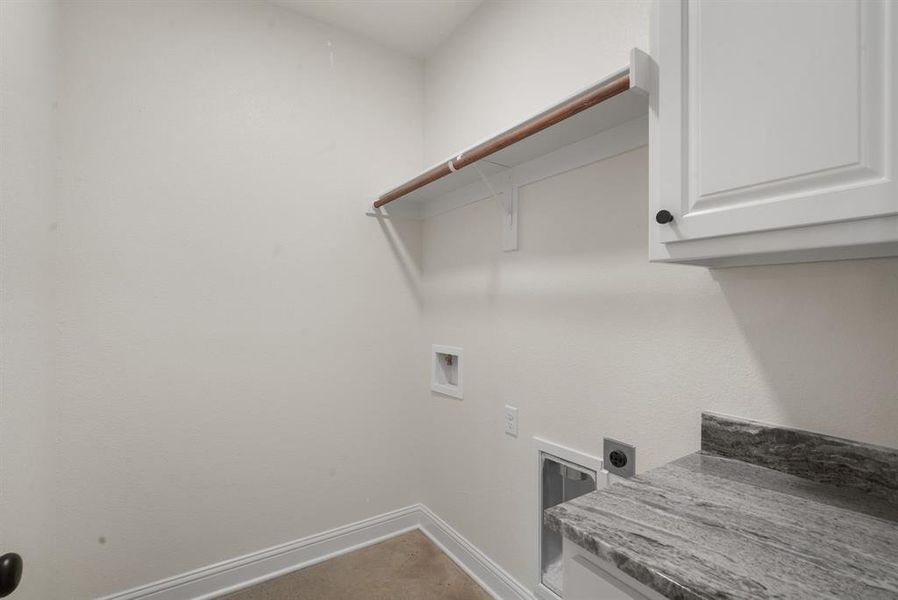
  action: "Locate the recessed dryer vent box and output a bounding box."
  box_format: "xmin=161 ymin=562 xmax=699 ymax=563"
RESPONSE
xmin=431 ymin=345 xmax=463 ymax=399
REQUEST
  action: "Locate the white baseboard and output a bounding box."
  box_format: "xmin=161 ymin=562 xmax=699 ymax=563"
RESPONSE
xmin=418 ymin=505 xmax=536 ymax=600
xmin=98 ymin=504 xmax=535 ymax=600
xmin=97 ymin=505 xmax=421 ymax=600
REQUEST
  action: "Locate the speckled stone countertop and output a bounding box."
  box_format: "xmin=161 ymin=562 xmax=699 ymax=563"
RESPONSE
xmin=544 ymin=414 xmax=898 ymax=600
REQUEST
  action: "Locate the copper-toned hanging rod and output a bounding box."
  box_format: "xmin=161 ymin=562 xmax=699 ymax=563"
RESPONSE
xmin=374 ymin=72 xmax=632 ymax=209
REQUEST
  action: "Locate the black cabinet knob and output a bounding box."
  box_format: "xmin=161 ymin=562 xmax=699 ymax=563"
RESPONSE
xmin=0 ymin=553 xmax=22 ymax=598
xmin=655 ymin=209 xmax=674 ymax=224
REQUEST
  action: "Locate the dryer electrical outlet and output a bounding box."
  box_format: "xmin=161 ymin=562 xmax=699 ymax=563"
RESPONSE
xmin=603 ymin=438 xmax=636 ymax=478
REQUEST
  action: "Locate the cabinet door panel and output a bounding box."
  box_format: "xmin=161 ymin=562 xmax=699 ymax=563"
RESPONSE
xmin=696 ymin=1 xmax=859 ymax=198
xmin=565 ymin=556 xmax=636 ymax=600
xmin=653 ymin=0 xmax=896 ymax=245
xmin=562 ymin=539 xmax=667 ymax=600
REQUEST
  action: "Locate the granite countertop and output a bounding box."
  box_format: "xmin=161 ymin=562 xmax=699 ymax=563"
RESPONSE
xmin=544 ymin=414 xmax=898 ymax=600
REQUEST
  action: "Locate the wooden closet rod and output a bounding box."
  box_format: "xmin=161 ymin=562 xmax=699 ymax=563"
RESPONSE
xmin=374 ymin=72 xmax=631 ymax=209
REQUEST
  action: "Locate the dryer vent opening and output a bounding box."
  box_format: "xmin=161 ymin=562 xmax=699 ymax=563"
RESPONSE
xmin=540 ymin=452 xmax=597 ymax=597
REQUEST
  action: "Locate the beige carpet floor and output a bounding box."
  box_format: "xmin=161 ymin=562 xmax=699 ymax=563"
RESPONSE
xmin=220 ymin=529 xmax=493 ymax=600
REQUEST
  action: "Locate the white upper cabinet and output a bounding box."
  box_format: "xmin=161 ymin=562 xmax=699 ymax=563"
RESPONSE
xmin=649 ymin=0 xmax=898 ymax=266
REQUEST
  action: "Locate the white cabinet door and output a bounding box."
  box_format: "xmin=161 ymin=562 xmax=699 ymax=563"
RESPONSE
xmin=562 ymin=539 xmax=667 ymax=600
xmin=565 ymin=555 xmax=642 ymax=600
xmin=650 ymin=0 xmax=898 ymax=266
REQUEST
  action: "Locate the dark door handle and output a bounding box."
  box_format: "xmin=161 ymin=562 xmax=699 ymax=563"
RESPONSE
xmin=0 ymin=553 xmax=22 ymax=597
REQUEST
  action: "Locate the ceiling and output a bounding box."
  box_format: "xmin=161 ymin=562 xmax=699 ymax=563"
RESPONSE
xmin=270 ymin=0 xmax=484 ymax=59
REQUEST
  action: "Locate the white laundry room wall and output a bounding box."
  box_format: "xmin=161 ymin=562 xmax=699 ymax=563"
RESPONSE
xmin=46 ymin=1 xmax=424 ymax=596
xmin=415 ymin=0 xmax=898 ymax=591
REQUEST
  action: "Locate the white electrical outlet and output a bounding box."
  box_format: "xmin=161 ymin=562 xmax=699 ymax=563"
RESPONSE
xmin=504 ymin=405 xmax=519 ymax=437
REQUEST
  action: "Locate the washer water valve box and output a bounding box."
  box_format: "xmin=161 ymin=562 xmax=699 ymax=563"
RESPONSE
xmin=431 ymin=345 xmax=463 ymax=399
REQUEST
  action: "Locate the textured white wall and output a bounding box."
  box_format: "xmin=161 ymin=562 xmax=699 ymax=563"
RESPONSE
xmin=0 ymin=2 xmax=57 ymax=599
xmin=44 ymin=1 xmax=423 ymax=597
xmin=424 ymin=0 xmax=651 ymax=163
xmin=417 ymin=145 xmax=898 ymax=592
xmin=5 ymin=1 xmax=898 ymax=598
xmin=418 ymin=0 xmax=898 ymax=592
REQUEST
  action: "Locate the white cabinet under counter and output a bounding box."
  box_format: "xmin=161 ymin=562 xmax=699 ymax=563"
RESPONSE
xmin=649 ymin=0 xmax=898 ymax=267
xmin=563 ymin=538 xmax=666 ymax=600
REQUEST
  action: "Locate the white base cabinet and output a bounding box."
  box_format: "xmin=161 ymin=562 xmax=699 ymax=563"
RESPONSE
xmin=649 ymin=0 xmax=898 ymax=267
xmin=562 ymin=539 xmax=667 ymax=600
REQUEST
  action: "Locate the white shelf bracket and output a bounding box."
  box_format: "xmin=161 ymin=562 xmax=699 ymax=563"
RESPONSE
xmin=504 ymin=178 xmax=518 ymax=252
xmin=472 ymin=164 xmax=518 ymax=252
xmin=365 ymin=200 xmax=384 ymax=217
xmin=364 ymin=199 xmax=422 ymax=220
xmin=629 ymin=47 xmax=654 ymax=96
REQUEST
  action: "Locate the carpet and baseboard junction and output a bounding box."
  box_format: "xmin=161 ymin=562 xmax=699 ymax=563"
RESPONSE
xmin=97 ymin=504 xmax=536 ymax=600
xmin=221 ymin=530 xmax=491 ymax=600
